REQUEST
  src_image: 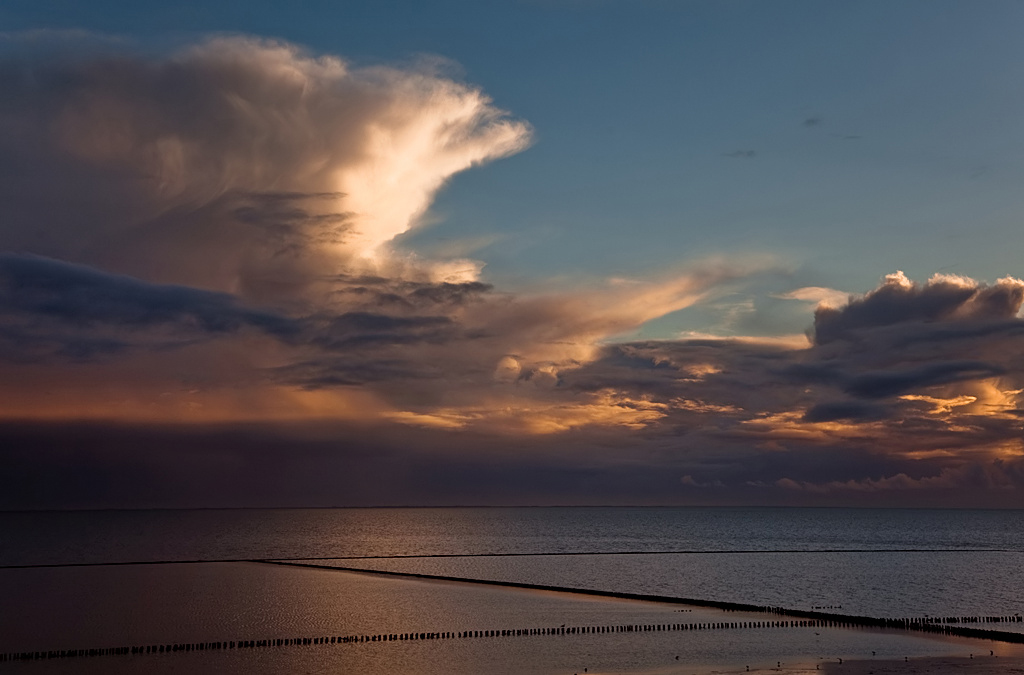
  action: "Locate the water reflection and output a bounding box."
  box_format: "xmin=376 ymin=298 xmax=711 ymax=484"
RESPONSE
xmin=1 ymin=562 xmax=1020 ymax=675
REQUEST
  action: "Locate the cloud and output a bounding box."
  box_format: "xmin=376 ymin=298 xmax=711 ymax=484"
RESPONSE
xmin=308 ymin=311 xmax=457 ymax=351
xmin=267 ymin=259 xmax=768 ymax=410
xmin=802 ymin=401 xmax=888 ymax=423
xmin=552 ymin=271 xmax=1024 ymax=484
xmin=2 ymin=35 xmax=1023 ymax=507
xmin=774 ymin=458 xmax=1024 ymax=495
xmin=775 ymin=286 xmax=849 ymax=308
xmin=842 ymin=361 xmax=1006 ymax=399
xmin=0 ymin=36 xmax=778 ymax=431
xmin=0 ymin=36 xmax=532 ymax=294
xmin=813 ymin=271 xmax=1024 ymax=345
xmin=0 ymin=253 xmax=299 ymax=361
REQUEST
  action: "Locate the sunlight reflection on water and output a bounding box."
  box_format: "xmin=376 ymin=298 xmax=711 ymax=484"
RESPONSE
xmin=2 ymin=562 xmax=1019 ymax=675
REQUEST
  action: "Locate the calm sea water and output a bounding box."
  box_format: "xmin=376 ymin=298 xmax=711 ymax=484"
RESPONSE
xmin=2 ymin=507 xmax=1021 ymax=622
xmin=1 ymin=507 xmax=1022 ymax=674
xmin=3 ymin=507 xmax=1021 ymax=565
xmin=4 ymin=561 xmax=1018 ymax=675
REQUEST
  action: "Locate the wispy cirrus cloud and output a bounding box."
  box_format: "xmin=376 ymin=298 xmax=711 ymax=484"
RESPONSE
xmin=774 ymin=285 xmax=849 ymax=308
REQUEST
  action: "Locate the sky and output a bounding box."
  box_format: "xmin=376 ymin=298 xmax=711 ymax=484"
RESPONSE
xmin=2 ymin=1 xmax=1024 ymax=509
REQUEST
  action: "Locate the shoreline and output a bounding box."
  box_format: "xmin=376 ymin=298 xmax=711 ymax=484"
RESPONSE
xmin=818 ymin=653 xmax=1024 ymax=674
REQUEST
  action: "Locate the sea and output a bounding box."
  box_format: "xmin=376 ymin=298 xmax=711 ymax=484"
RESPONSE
xmin=1 ymin=507 xmax=1022 ymax=674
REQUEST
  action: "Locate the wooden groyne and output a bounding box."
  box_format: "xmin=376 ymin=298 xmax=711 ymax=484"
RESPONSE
xmin=2 ymin=613 xmax=1022 ymax=664
xmin=265 ymin=559 xmax=1024 ymax=634
xmin=1 ymin=547 xmax=1012 ymax=571
xmin=2 ymin=559 xmax=1021 ymax=664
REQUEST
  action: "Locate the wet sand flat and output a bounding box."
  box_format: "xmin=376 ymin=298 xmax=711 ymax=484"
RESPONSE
xmin=818 ymin=654 xmax=1024 ymax=675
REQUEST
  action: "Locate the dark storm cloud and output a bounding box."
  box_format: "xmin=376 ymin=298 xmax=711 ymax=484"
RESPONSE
xmin=310 ymin=312 xmax=456 ymax=350
xmin=4 ymin=419 xmax=1024 ymax=510
xmin=408 ymin=281 xmax=494 ymax=305
xmin=802 ymin=401 xmax=888 ymax=423
xmin=0 ymin=420 xmax=712 ymax=510
xmin=277 ymin=356 xmax=438 ymax=387
xmin=773 ymin=358 xmax=1009 ymax=401
xmin=2 ymin=34 xmax=1023 ymax=509
xmin=888 ymin=317 xmax=1024 ymax=349
xmin=329 ymin=275 xmax=494 ymax=309
xmin=0 ymin=253 xmax=301 ymax=361
xmin=556 ymin=271 xmax=1024 ymax=486
xmin=0 ymin=252 xmax=495 ymax=366
xmin=0 ymin=253 xmax=295 ymax=334
xmin=0 ymin=35 xmax=760 ymax=415
xmin=843 ymin=361 xmax=1006 ymax=399
xmin=813 ymin=271 xmax=1024 ymax=345
xmin=0 ymin=324 xmax=131 ymax=362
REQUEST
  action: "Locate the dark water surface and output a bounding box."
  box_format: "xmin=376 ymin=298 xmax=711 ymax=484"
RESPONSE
xmin=3 ymin=507 xmax=1021 ymax=565
xmin=2 ymin=562 xmax=1017 ymax=675
xmin=338 ymin=549 xmax=1024 ymax=623
xmin=1 ymin=507 xmax=1022 ymax=673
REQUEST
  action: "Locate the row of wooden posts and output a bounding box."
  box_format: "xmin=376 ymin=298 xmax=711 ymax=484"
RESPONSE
xmin=2 ymin=614 xmax=1022 ymax=663
xmin=915 ymin=615 xmax=1023 ymax=625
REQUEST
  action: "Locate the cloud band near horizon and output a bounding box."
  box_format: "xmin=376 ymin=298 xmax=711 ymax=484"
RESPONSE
xmin=1 ymin=36 xmax=1022 ymax=508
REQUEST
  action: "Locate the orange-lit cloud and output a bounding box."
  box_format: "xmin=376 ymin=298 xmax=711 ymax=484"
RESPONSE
xmin=4 ymin=38 xmax=1024 ymax=508
xmin=3 ymin=36 xmax=531 ymax=297
xmin=0 ymin=37 xmax=770 ymax=435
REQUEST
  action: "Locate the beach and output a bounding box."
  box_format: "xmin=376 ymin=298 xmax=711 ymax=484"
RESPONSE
xmin=820 ymin=654 xmax=1024 ymax=675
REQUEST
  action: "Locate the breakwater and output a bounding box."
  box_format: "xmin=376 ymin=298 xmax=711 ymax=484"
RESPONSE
xmin=2 ymin=559 xmax=1021 ymax=665
xmin=2 ymin=613 xmax=1022 ymax=664
xmin=267 ymin=559 xmax=1024 ymax=634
